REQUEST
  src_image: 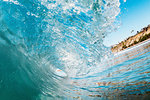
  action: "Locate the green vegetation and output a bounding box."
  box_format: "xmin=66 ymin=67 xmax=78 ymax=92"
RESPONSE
xmin=127 ymin=33 xmax=150 ymax=48
xmin=134 ymin=40 xmax=138 ymax=44
xmin=122 ymin=45 xmax=127 ymax=49
xmin=126 ymin=33 xmax=150 ymax=48
xmin=139 ymin=33 xmax=150 ymax=42
xmin=111 ymin=24 xmax=150 ymax=52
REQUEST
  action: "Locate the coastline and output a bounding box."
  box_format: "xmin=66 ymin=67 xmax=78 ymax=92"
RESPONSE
xmin=113 ymin=38 xmax=150 ymax=55
xmin=111 ymin=25 xmax=150 ymax=53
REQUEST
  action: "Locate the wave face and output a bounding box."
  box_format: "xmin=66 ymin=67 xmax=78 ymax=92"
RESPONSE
xmin=0 ymin=0 xmax=121 ymax=99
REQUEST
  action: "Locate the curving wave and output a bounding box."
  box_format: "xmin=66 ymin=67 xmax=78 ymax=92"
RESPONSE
xmin=0 ymin=0 xmax=133 ymax=99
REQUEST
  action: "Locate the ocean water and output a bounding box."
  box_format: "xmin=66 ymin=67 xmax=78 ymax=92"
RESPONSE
xmin=0 ymin=0 xmax=150 ymax=100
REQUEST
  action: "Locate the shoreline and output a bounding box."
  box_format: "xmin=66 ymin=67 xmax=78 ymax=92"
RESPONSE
xmin=113 ymin=38 xmax=150 ymax=55
xmin=111 ymin=25 xmax=150 ymax=53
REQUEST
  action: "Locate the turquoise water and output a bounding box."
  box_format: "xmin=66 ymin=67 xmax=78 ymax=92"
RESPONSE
xmin=64 ymin=40 xmax=150 ymax=100
xmin=0 ymin=0 xmax=150 ymax=100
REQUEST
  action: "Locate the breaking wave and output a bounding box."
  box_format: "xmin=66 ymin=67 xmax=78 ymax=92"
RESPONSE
xmin=1 ymin=0 xmax=141 ymax=99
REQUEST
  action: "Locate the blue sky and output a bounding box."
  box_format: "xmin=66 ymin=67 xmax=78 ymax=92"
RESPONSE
xmin=103 ymin=0 xmax=150 ymax=47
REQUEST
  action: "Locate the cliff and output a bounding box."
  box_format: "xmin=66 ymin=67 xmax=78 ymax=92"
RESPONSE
xmin=111 ymin=25 xmax=150 ymax=53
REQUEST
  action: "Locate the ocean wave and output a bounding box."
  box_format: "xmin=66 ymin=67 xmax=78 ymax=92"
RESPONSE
xmin=0 ymin=0 xmax=121 ymax=99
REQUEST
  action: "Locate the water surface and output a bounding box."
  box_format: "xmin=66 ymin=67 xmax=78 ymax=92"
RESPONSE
xmin=0 ymin=0 xmax=150 ymax=100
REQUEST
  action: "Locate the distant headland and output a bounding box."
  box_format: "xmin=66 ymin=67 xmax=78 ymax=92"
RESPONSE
xmin=111 ymin=24 xmax=150 ymax=53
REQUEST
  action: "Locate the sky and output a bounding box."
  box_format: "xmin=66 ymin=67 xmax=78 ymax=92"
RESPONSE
xmin=103 ymin=0 xmax=150 ymax=47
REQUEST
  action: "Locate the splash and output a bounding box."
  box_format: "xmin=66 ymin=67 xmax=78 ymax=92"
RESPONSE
xmin=0 ymin=0 xmax=121 ymax=99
